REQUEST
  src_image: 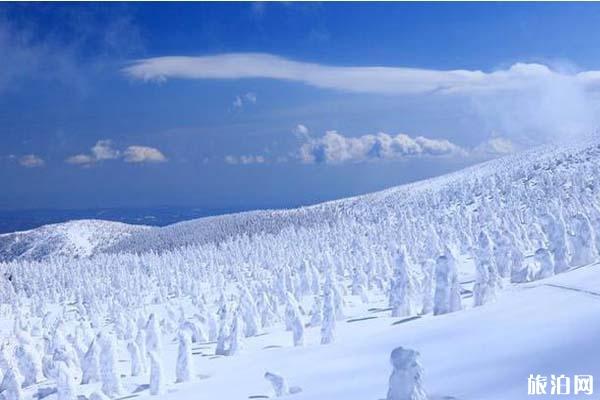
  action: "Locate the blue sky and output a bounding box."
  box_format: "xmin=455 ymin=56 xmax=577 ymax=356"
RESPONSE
xmin=3 ymin=2 xmax=600 ymax=211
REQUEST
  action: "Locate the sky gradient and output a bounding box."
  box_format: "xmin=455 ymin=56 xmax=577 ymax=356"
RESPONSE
xmin=2 ymin=2 xmax=600 ymax=211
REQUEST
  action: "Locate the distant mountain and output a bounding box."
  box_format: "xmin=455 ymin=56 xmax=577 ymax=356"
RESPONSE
xmin=0 ymin=219 xmax=147 ymax=262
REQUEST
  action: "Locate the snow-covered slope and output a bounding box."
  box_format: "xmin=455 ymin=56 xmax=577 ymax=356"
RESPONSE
xmin=0 ymin=219 xmax=147 ymax=262
xmin=108 ymin=138 xmax=600 ymax=255
xmin=2 ymin=138 xmax=600 ymax=400
xmin=132 ymin=263 xmax=600 ymax=400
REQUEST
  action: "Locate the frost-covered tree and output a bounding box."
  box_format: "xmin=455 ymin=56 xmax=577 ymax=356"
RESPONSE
xmin=320 ymin=284 xmax=336 ymax=345
xmin=433 ymin=255 xmax=462 ymax=315
xmin=175 ymin=331 xmax=194 ymax=383
xmin=386 ymin=347 xmax=427 ymax=400
xmin=309 ymin=295 xmax=323 ymax=327
xmin=239 ymin=285 xmax=260 ymax=337
xmin=14 ymin=344 xmax=42 ymax=387
xmin=1 ymin=368 xmax=22 ymax=400
xmin=56 ymin=361 xmax=76 ymax=400
xmin=420 ymin=259 xmax=435 ymax=315
xmin=540 ymin=213 xmax=569 ymax=273
xmin=127 ymin=341 xmax=143 ymax=377
xmin=215 ymin=318 xmax=230 ymax=356
xmin=145 ymin=313 xmax=162 ymax=354
xmin=81 ymin=338 xmax=100 ymax=384
xmin=389 ymin=249 xmax=417 ymax=317
xmin=227 ymin=313 xmax=243 ymax=356
xmin=134 ymin=328 xmax=148 ymax=370
xmin=98 ymin=333 xmax=122 ymax=398
xmin=535 ymin=248 xmax=555 ymax=279
xmin=148 ymin=351 xmax=164 ymax=396
xmin=473 ymin=231 xmax=501 ymax=307
xmin=569 ymin=213 xmax=597 ymax=267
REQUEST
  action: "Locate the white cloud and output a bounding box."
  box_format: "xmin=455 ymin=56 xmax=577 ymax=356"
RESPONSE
xmin=299 ymin=131 xmax=467 ymax=164
xmin=91 ymin=139 xmax=120 ymax=160
xmin=224 ymin=154 xmax=266 ymax=165
xmin=66 ymin=154 xmax=95 ymax=165
xmin=122 ymin=53 xmax=600 ymax=96
xmin=123 ymin=145 xmax=167 ymax=163
xmin=244 ymin=92 xmax=257 ymax=103
xmin=66 ymin=140 xmax=167 ymax=166
xmin=293 ymin=124 xmax=310 ymax=139
xmin=232 ymin=92 xmax=257 ymax=109
xmin=232 ymin=96 xmax=243 ymax=108
xmin=18 ymin=154 xmax=45 ymax=168
xmin=473 ymin=137 xmax=517 ymax=157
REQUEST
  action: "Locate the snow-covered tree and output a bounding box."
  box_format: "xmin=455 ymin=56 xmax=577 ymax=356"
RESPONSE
xmin=386 ymin=347 xmax=427 ymax=400
xmin=175 ymin=331 xmax=194 ymax=383
xmin=145 ymin=313 xmax=162 ymax=354
xmin=14 ymin=344 xmax=42 ymax=387
xmin=1 ymin=368 xmax=22 ymax=400
xmin=433 ymin=254 xmax=462 ymax=315
xmin=127 ymin=341 xmax=144 ymax=377
xmin=148 ymin=351 xmax=164 ymax=396
xmin=473 ymin=231 xmax=501 ymax=306
xmin=535 ymin=248 xmax=555 ymax=279
xmin=81 ymin=338 xmax=100 ymax=384
xmin=569 ymin=213 xmax=597 ymax=267
xmin=389 ymin=249 xmax=417 ymax=317
xmin=309 ymin=295 xmax=323 ymax=327
xmin=320 ymin=284 xmax=336 ymax=345
xmin=56 ymin=361 xmax=76 ymax=400
xmin=98 ymin=333 xmax=122 ymax=398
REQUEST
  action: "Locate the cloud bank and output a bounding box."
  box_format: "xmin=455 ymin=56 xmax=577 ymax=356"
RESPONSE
xmin=299 ymin=131 xmax=515 ymax=164
xmin=224 ymin=154 xmax=266 ymax=165
xmin=18 ymin=154 xmax=45 ymax=168
xmin=123 ymin=53 xmax=600 ymax=96
xmin=67 ymin=140 xmax=166 ymax=166
xmin=299 ymin=131 xmax=467 ymax=164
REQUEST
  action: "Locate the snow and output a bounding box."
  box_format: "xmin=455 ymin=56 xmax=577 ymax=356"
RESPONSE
xmin=0 ymin=220 xmax=147 ymax=262
xmin=2 ymin=138 xmax=600 ymax=399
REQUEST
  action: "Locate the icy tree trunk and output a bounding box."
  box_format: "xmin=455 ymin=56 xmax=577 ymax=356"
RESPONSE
xmin=81 ymin=339 xmax=100 ymax=384
xmin=175 ymin=331 xmax=194 ymax=383
xmin=389 ymin=250 xmax=416 ymax=318
xmin=433 ymin=255 xmax=461 ymax=315
xmin=148 ymin=351 xmax=164 ymax=396
xmin=215 ymin=320 xmax=230 ymax=356
xmin=1 ymin=368 xmax=23 ymax=400
xmin=535 ymin=248 xmax=555 ymax=279
xmin=264 ymin=371 xmax=289 ymax=397
xmin=542 ymin=213 xmax=570 ymax=273
xmin=320 ymin=286 xmax=336 ymax=345
xmin=98 ymin=333 xmax=122 ymax=398
xmin=291 ymin=313 xmax=304 ymax=347
xmin=15 ymin=344 xmax=43 ymax=387
xmin=569 ymin=214 xmax=597 ymax=267
xmin=56 ymin=361 xmax=76 ymax=400
xmin=309 ymin=295 xmax=322 ymax=327
xmin=420 ymin=259 xmax=435 ymax=315
xmin=386 ymin=347 xmax=428 ymax=400
xmin=227 ymin=314 xmax=243 ymax=356
xmin=240 ymin=286 xmax=260 ymax=337
xmin=127 ymin=341 xmax=143 ymax=377
xmin=145 ymin=313 xmax=162 ymax=354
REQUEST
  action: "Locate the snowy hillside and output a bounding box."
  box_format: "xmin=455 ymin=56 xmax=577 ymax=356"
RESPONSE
xmin=1 ymin=138 xmax=600 ymax=400
xmin=0 ymin=220 xmax=148 ymax=262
